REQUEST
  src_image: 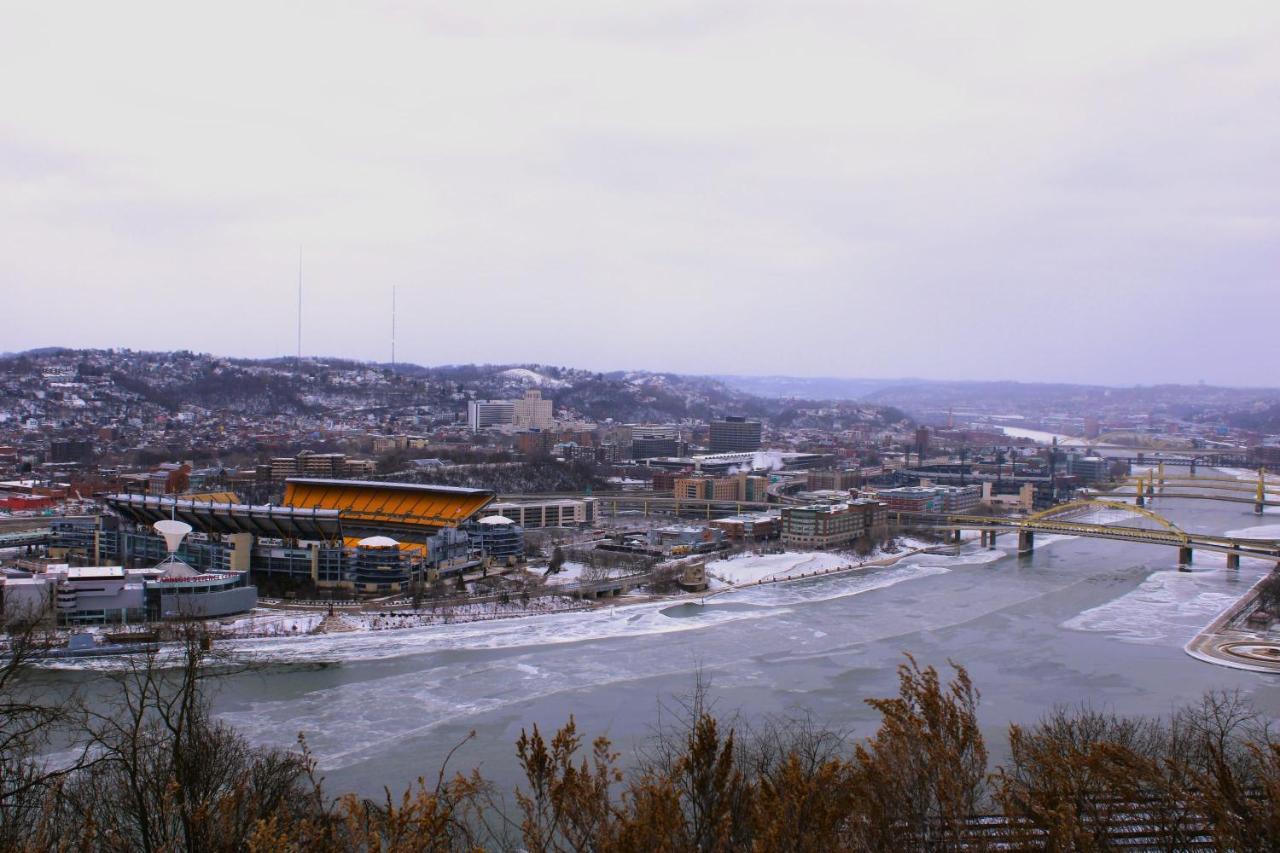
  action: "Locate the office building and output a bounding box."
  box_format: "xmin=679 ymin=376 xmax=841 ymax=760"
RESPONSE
xmin=806 ymin=469 xmax=861 ymax=491
xmin=672 ymin=473 xmax=770 ymax=503
xmin=467 ymin=400 xmax=516 ymax=431
xmin=1066 ymin=454 xmax=1110 ymax=482
xmin=781 ymin=501 xmax=873 ymax=550
xmin=875 ymin=484 xmax=981 ymax=514
xmin=709 ymin=417 xmax=762 ymax=453
xmin=631 ymin=424 xmax=682 ymax=459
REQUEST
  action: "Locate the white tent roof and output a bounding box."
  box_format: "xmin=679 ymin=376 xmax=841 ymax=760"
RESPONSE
xmin=356 ymin=535 xmax=400 ymax=548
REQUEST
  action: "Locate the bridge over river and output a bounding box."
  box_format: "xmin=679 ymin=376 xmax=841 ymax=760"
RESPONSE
xmin=898 ymin=499 xmax=1280 ymax=569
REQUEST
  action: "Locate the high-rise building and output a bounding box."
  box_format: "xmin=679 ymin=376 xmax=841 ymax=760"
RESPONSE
xmin=467 ymin=400 xmax=516 ymax=431
xmin=709 ymin=417 xmax=762 ymax=453
xmin=631 ymin=424 xmax=683 ymax=459
xmin=513 ymin=390 xmax=554 ymax=429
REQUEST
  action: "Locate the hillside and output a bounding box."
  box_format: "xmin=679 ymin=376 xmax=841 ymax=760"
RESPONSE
xmin=1 ymin=350 xmax=906 ymax=427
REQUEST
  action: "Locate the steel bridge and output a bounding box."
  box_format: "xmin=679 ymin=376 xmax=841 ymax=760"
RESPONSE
xmin=899 ymin=499 xmax=1280 ymax=568
xmin=519 ymin=492 xmax=1280 ymax=568
xmin=1092 ymin=465 xmax=1280 ymax=514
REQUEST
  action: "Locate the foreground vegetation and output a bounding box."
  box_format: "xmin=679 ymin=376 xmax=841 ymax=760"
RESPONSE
xmin=3 ymin=624 xmax=1279 ymax=851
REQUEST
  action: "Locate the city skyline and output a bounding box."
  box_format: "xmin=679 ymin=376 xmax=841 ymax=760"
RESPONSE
xmin=4 ymin=2 xmax=1279 ymax=385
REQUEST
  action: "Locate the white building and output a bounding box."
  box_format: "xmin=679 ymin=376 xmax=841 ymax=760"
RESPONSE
xmin=467 ymin=400 xmax=516 ymax=431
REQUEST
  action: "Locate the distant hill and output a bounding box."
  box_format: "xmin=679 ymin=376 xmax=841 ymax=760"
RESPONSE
xmin=714 ymin=375 xmax=910 ymax=400
xmin=2 ymin=349 xmax=908 ymax=427
xmin=859 ymin=380 xmax=1280 ymax=412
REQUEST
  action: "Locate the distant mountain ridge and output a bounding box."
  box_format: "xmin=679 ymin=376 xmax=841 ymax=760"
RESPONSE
xmin=0 ymin=349 xmax=905 ymax=427
xmin=714 ymin=375 xmax=911 ymax=400
xmin=7 ymin=349 xmax=1276 ymax=428
xmin=716 ymin=373 xmax=1280 ymax=421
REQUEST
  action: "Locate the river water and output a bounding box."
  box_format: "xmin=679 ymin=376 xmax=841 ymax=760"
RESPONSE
xmin=43 ymin=491 xmax=1280 ymax=797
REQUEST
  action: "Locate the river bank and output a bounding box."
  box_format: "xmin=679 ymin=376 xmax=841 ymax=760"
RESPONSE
xmin=1184 ymin=571 xmax=1280 ymax=673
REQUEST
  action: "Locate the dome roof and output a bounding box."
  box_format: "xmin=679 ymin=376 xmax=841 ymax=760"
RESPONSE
xmin=356 ymin=535 xmax=399 ymax=548
xmin=478 ymin=515 xmax=515 ymax=525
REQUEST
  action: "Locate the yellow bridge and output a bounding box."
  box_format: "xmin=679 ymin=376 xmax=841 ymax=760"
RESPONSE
xmin=1086 ymin=463 xmax=1280 ymax=514
xmin=900 ymin=499 xmax=1280 ymax=568
xmin=518 ymin=492 xmax=1280 ymax=569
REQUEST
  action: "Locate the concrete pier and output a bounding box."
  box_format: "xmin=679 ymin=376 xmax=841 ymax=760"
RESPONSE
xmin=1178 ymin=546 xmax=1193 ymax=569
xmin=1018 ymin=530 xmax=1035 ymax=554
xmin=1226 ymin=553 xmax=1240 ymax=570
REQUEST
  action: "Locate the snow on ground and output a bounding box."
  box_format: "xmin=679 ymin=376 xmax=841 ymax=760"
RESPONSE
xmin=344 ymin=598 xmax=587 ymax=630
xmin=541 ymin=561 xmax=633 ymax=586
xmin=700 ymin=534 xmax=984 ymax=588
xmin=499 ymin=367 xmax=569 ymax=388
xmin=540 ymin=561 xmax=590 ymax=585
xmin=212 ymin=597 xmax=588 ymax=639
xmin=705 ymin=552 xmax=858 ymax=585
xmin=218 ymin=610 xmax=325 ymax=637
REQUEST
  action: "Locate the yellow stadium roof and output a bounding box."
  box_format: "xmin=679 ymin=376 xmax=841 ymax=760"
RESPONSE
xmin=342 ymin=536 xmax=427 ymax=555
xmin=177 ymin=491 xmax=241 ymax=504
xmin=283 ymin=478 xmax=494 ymax=530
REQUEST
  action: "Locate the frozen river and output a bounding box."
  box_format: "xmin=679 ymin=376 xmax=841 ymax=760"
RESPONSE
xmin=42 ymin=490 xmax=1280 ymax=797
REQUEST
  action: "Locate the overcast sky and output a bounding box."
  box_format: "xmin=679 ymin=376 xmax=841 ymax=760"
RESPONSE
xmin=3 ymin=2 xmax=1278 ymax=385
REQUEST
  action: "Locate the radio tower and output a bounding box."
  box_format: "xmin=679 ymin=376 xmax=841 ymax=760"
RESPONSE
xmin=296 ymin=247 xmax=303 ymax=360
xmin=391 ymin=285 xmax=397 ymax=367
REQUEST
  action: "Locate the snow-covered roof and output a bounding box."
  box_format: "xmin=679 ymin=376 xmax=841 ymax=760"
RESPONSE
xmin=478 ymin=515 xmax=515 ymax=525
xmin=67 ymin=565 xmax=125 ymax=580
xmin=356 ymin=535 xmax=399 ymax=548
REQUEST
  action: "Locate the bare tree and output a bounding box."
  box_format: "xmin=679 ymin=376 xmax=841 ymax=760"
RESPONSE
xmin=0 ymin=614 xmax=88 ymax=850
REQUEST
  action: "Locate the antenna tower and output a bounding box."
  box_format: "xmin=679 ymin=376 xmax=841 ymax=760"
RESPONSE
xmin=296 ymin=247 xmax=303 ymax=360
